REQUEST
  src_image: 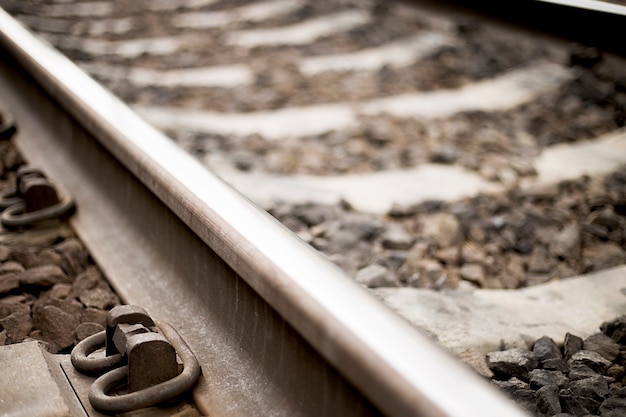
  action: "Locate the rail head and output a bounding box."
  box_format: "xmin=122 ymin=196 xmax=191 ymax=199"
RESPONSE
xmin=412 ymin=0 xmax=626 ymax=56
xmin=0 ymin=8 xmax=528 ymax=417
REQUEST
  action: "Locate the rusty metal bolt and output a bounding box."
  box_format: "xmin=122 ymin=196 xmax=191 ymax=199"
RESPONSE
xmin=105 ymin=305 xmax=155 ymax=356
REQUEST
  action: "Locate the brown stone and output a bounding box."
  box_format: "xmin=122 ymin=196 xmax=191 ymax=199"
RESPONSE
xmin=0 ymin=310 xmax=33 ymax=343
xmin=73 ymin=267 xmax=102 ymax=291
xmin=461 ymin=242 xmax=486 ymax=264
xmin=19 ymin=265 xmax=69 ymax=287
xmin=75 ymin=322 xmax=105 ymax=341
xmin=549 ymin=224 xmax=581 ymax=259
xmin=54 ymin=238 xmax=88 ymax=276
xmin=37 ymin=305 xmax=79 ymax=349
xmin=583 ymin=243 xmax=626 ymax=272
xmin=502 ymin=254 xmax=526 ymax=289
xmin=9 ymin=248 xmax=39 ymax=268
xmin=527 ymin=247 xmax=557 ymax=274
xmin=435 ymin=246 xmax=460 ymax=266
xmin=49 ymin=283 xmax=72 ymax=300
xmin=81 ymin=308 xmax=107 ymax=326
xmin=0 ymin=272 xmax=19 ymax=293
xmin=420 ymin=213 xmax=462 ymax=247
xmin=33 ymin=297 xmax=83 ymax=327
xmin=415 ymin=259 xmax=446 ymax=285
xmin=0 ymin=301 xmax=29 ymax=320
xmin=607 ymin=364 xmax=625 ymax=380
xmin=0 ymin=261 xmax=25 ymax=274
xmin=460 ymin=263 xmax=486 ymax=287
xmin=30 ymin=248 xmax=64 ymax=269
xmin=0 ymin=244 xmax=10 ymax=262
xmin=79 ymin=288 xmax=118 ymax=310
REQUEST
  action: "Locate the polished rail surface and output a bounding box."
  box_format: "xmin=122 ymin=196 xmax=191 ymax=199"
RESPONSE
xmin=0 ymin=8 xmax=528 ymax=417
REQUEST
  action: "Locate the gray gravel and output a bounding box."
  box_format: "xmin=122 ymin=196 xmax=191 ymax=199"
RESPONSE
xmin=270 ymin=170 xmax=626 ymax=290
xmin=489 ymin=317 xmax=626 ymax=416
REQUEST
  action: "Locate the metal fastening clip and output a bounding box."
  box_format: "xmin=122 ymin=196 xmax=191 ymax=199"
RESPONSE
xmin=71 ymin=305 xmax=201 ymax=414
xmin=0 ymin=165 xmax=75 ymax=228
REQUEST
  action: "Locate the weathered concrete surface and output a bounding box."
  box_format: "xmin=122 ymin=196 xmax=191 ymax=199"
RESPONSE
xmin=373 ymin=265 xmax=626 ymax=376
xmin=0 ymin=341 xmax=71 ymax=417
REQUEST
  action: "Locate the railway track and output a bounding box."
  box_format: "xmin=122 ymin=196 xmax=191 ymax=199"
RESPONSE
xmin=1 ymin=0 xmax=626 ymax=416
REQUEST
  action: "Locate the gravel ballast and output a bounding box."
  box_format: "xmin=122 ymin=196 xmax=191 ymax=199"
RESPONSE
xmin=489 ymin=316 xmax=626 ymax=416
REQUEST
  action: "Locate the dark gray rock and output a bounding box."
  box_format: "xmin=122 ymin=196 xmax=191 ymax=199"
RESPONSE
xmin=584 ymin=333 xmax=620 ymax=362
xmin=600 ymin=316 xmax=626 ymax=344
xmin=568 ymin=350 xmax=613 ymax=374
xmin=568 ymin=363 xmax=602 ymax=382
xmin=560 ymin=388 xmax=591 ymax=416
xmin=529 ymin=369 xmax=569 ymax=390
xmin=492 ymin=377 xmax=530 ymax=394
xmin=600 ymin=397 xmax=626 ymax=417
xmin=544 ymin=358 xmax=569 ymax=373
xmin=486 ymin=348 xmax=538 ymax=379
xmin=570 ymin=376 xmax=609 ymax=404
xmin=533 ymin=336 xmax=563 ymax=362
xmin=510 ymin=388 xmax=537 ymax=414
xmin=564 ymin=333 xmax=584 ymax=360
xmin=575 ymin=396 xmax=602 ymax=416
xmin=536 ymin=384 xmax=561 ymax=416
xmin=600 ymin=388 xmax=626 ymax=417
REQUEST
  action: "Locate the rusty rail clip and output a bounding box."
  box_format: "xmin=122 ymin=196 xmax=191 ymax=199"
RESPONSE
xmin=0 ymin=165 xmax=75 ymax=228
xmin=71 ymin=305 xmax=201 ymax=414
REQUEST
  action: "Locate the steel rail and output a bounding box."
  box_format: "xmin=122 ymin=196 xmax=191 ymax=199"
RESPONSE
xmin=412 ymin=0 xmax=626 ymax=56
xmin=0 ymin=8 xmax=528 ymax=417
